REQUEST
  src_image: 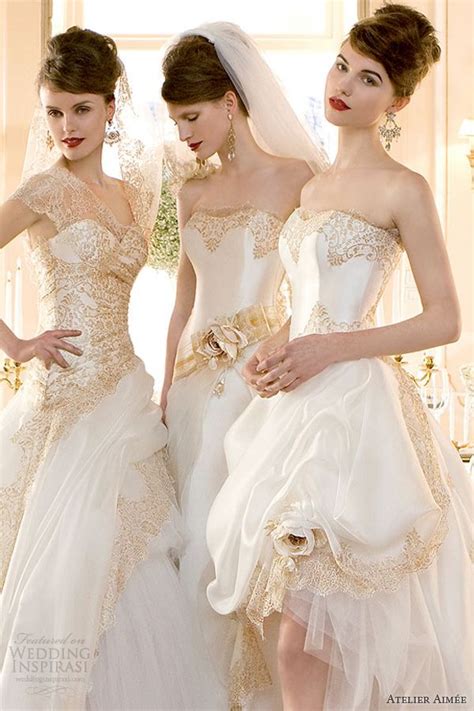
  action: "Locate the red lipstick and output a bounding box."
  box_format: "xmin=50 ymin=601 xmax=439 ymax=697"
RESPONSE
xmin=62 ymin=138 xmax=84 ymax=148
xmin=329 ymin=97 xmax=350 ymax=111
xmin=188 ymin=141 xmax=202 ymax=152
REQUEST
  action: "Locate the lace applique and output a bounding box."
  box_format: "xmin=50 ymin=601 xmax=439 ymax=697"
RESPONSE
xmin=1 ymin=169 xmax=151 ymax=589
xmin=281 ymin=209 xmax=328 ymax=263
xmin=9 ymin=172 xmax=63 ymax=231
xmin=242 ymin=360 xmax=451 ymax=634
xmin=303 ymin=301 xmax=377 ymax=335
xmin=98 ymin=450 xmax=177 ymax=639
xmin=282 ymin=208 xmax=402 ymax=271
xmin=185 ymin=205 xmax=283 ymax=257
xmin=228 ymin=608 xmax=272 ymax=709
xmin=10 ymin=166 xmax=145 ymax=249
xmin=322 ymin=210 xmax=402 ymax=277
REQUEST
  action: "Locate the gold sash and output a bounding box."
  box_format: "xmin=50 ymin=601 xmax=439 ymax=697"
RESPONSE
xmin=174 ymin=303 xmax=283 ymax=383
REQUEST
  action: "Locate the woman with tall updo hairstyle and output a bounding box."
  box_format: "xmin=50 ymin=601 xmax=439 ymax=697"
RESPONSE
xmin=0 ymin=26 xmax=222 ymax=710
xmin=159 ymin=21 xmax=327 ymax=704
xmin=207 ymin=6 xmax=473 ymax=710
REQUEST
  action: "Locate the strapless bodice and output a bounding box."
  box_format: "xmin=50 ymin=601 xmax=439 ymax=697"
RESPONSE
xmin=181 ymin=205 xmax=285 ymax=333
xmin=279 ymin=209 xmax=403 ymax=338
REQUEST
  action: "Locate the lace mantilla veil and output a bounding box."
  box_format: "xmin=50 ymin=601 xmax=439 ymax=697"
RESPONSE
xmin=21 ymin=71 xmax=162 ymax=234
xmin=162 ymin=21 xmax=329 ymax=187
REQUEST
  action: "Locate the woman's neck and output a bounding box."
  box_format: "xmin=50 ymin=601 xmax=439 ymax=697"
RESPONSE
xmin=216 ymin=116 xmax=269 ymax=174
xmin=61 ymin=145 xmax=107 ymax=186
xmin=331 ymin=124 xmax=389 ymax=172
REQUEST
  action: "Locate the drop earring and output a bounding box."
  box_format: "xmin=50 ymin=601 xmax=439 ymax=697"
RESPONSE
xmin=104 ymin=118 xmax=121 ymax=145
xmin=227 ymin=113 xmax=236 ymax=162
xmin=378 ymin=111 xmax=401 ymax=151
xmin=45 ymin=130 xmax=54 ymax=151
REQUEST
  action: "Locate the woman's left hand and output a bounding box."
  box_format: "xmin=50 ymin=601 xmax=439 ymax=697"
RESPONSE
xmin=254 ymin=333 xmax=338 ymax=396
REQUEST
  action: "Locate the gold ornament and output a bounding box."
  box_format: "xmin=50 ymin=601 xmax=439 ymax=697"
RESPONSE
xmin=1 ymin=358 xmax=24 ymax=392
xmin=46 ymin=131 xmax=54 ymax=151
xmin=379 ymin=111 xmax=401 ymax=151
xmin=227 ymin=113 xmax=236 ymax=161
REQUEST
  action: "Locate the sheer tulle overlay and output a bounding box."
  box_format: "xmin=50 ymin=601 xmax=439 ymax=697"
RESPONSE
xmin=166 ymin=206 xmax=286 ymax=701
xmin=1 ymin=169 xmax=224 ymax=710
xmin=207 ymin=210 xmax=473 ymax=710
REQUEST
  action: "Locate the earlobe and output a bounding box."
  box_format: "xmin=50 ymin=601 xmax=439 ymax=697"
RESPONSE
xmin=224 ymin=90 xmax=238 ymax=113
xmin=390 ymin=96 xmax=411 ymax=114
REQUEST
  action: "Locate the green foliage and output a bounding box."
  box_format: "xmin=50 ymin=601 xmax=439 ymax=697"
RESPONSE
xmin=148 ymin=179 xmax=180 ymax=274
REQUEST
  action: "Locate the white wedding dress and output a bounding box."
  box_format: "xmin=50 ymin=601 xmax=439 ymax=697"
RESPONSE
xmin=0 ymin=166 xmax=223 ymax=710
xmin=166 ymin=203 xmax=287 ymax=703
xmin=207 ymin=208 xmax=473 ymax=710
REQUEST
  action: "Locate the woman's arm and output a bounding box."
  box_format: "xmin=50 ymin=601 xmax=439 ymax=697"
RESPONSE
xmin=159 ymin=190 xmax=197 ymax=414
xmin=256 ymin=172 xmax=461 ymax=394
xmin=1 ymin=197 xmax=82 ymax=367
xmin=0 ymin=319 xmax=82 ymax=368
xmin=0 ymin=197 xmax=39 ymax=249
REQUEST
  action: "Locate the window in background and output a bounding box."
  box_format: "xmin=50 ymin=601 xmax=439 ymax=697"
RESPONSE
xmin=52 ymin=0 xmax=358 ymax=386
xmin=81 ymin=0 xmax=329 ymax=37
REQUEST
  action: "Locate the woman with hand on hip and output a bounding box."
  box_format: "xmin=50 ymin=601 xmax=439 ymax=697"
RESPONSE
xmin=0 ymin=26 xmax=222 ymax=710
xmin=160 ymin=21 xmax=328 ymax=705
xmin=207 ymin=5 xmax=472 ymax=710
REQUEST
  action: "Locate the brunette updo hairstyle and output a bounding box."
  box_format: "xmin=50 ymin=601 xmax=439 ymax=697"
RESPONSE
xmin=161 ymin=35 xmax=249 ymax=116
xmin=37 ymin=26 xmax=123 ymax=102
xmin=349 ymin=3 xmax=441 ymax=97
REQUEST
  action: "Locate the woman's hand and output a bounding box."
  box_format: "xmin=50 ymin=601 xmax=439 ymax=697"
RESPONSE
xmin=159 ymin=379 xmax=172 ymax=423
xmin=8 ymin=329 xmax=83 ymax=369
xmin=242 ymin=323 xmax=290 ymax=396
xmin=253 ymin=333 xmax=338 ymax=396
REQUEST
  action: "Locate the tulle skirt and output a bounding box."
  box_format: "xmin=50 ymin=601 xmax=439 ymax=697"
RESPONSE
xmin=1 ymin=361 xmax=224 ymax=710
xmin=87 ymin=516 xmax=225 ymax=711
xmin=166 ymin=355 xmax=258 ymax=698
xmin=207 ymin=357 xmax=473 ymax=710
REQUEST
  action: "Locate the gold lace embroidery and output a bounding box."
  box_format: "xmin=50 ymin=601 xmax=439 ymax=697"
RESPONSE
xmin=282 ymin=208 xmax=402 ymax=271
xmin=282 ymin=210 xmax=328 ymax=263
xmin=322 ymin=210 xmax=402 ymax=274
xmin=185 ymin=205 xmax=283 ymax=257
xmin=98 ymin=450 xmax=177 ymax=638
xmin=303 ymin=301 xmax=377 ymax=335
xmin=229 ymin=608 xmax=272 ymax=709
xmin=1 ymin=168 xmax=150 ymax=588
xmin=242 ymin=360 xmax=451 ymax=635
xmin=11 ymin=167 xmax=144 ymax=248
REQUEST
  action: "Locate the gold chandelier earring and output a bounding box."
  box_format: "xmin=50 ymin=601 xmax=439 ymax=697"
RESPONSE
xmin=227 ymin=113 xmax=236 ymax=161
xmin=378 ymin=111 xmax=401 ymax=151
xmin=45 ymin=130 xmax=54 ymax=151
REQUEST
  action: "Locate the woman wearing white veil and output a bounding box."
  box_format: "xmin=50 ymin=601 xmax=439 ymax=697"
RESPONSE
xmin=0 ymin=27 xmax=222 ymax=710
xmin=160 ymin=21 xmax=328 ymax=706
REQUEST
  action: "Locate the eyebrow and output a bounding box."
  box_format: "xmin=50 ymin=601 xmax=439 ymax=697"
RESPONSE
xmin=337 ymin=54 xmax=383 ymax=83
xmin=45 ymin=100 xmax=94 ymax=109
xmin=170 ymin=110 xmax=199 ymax=120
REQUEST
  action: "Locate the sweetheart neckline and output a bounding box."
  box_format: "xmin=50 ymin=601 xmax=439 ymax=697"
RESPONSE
xmin=51 ymin=165 xmax=138 ymax=230
xmin=183 ymin=203 xmax=286 ymax=231
xmin=295 ymin=207 xmax=400 ymax=234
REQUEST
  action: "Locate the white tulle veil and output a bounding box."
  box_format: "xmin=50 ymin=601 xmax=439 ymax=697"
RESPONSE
xmin=162 ymin=21 xmax=329 ymax=178
xmin=22 ymin=72 xmax=162 ymax=232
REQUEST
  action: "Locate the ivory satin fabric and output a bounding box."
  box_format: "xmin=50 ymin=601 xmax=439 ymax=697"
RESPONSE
xmin=207 ymin=209 xmax=473 ymax=710
xmin=166 ymin=204 xmax=285 ymax=702
xmin=0 ymin=168 xmax=223 ymax=710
